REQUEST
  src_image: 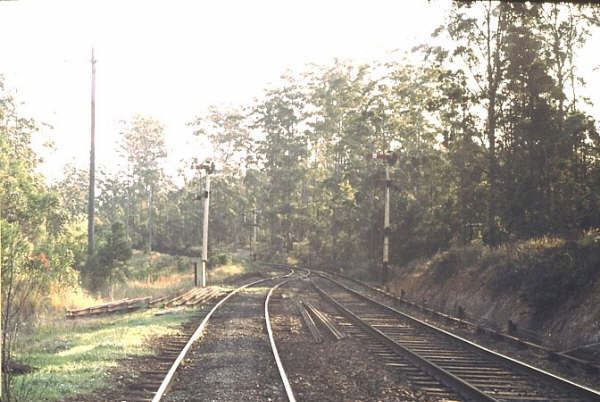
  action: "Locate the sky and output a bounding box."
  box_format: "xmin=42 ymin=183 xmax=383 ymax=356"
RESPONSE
xmin=0 ymin=0 xmax=598 ymax=184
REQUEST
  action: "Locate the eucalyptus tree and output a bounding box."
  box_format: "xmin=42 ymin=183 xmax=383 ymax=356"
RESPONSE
xmin=118 ymin=115 xmax=167 ymax=252
xmin=424 ymin=1 xmax=516 ymax=244
xmin=52 ymin=164 xmax=89 ymax=222
xmin=303 ymin=61 xmax=375 ymax=266
xmin=251 ymin=74 xmax=310 ymax=254
xmin=189 ymin=106 xmax=255 ymax=251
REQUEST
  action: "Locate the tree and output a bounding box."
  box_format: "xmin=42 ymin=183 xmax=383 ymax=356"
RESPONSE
xmin=1 ymin=78 xmax=79 ymax=400
xmin=118 ymin=115 xmax=167 ymax=252
xmin=85 ymin=222 xmax=132 ymax=292
xmin=251 ymin=74 xmax=310 ymax=255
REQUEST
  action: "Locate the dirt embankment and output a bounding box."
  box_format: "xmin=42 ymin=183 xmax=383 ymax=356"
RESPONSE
xmin=388 ymin=236 xmax=600 ymax=351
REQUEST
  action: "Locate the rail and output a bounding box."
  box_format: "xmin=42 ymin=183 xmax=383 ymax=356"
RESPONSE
xmin=151 ymin=269 xmax=294 ymax=402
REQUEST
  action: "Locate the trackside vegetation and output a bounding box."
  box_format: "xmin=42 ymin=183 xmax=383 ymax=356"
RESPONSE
xmin=12 ymin=309 xmax=197 ymax=401
xmin=389 ymin=231 xmax=600 ymax=348
xmin=7 ymin=251 xmax=252 ymax=401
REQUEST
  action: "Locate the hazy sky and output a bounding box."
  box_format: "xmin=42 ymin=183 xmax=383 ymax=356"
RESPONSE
xmin=0 ymin=0 xmax=598 ymax=183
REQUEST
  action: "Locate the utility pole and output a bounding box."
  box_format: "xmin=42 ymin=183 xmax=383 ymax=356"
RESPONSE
xmin=87 ymin=48 xmax=96 ymax=257
xmin=247 ymin=209 xmax=259 ymax=260
xmin=1 ymin=199 xmax=2 ymax=395
xmin=384 ymin=161 xmax=390 ymax=280
xmin=367 ymin=151 xmax=397 ymax=283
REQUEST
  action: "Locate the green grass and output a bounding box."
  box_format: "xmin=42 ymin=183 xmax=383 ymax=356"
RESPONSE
xmin=8 ymin=248 xmax=264 ymax=401
xmin=12 ymin=309 xmax=198 ymax=401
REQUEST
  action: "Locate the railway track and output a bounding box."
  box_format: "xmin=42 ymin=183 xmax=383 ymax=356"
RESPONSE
xmin=321 ymin=269 xmax=600 ymax=374
xmin=119 ymin=269 xmax=298 ymax=402
xmin=311 ymin=272 xmax=600 ymax=401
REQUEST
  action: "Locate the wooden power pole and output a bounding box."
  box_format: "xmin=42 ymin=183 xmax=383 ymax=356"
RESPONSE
xmin=87 ymin=48 xmax=96 ymax=257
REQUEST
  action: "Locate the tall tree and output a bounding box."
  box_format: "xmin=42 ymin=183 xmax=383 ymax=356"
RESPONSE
xmin=118 ymin=115 xmax=167 ymax=252
xmin=88 ymin=49 xmax=96 ymax=257
xmin=251 ymin=75 xmax=310 ymax=254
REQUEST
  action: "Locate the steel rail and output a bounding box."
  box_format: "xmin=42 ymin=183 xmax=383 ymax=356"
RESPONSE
xmin=316 ymin=273 xmax=600 ymax=401
xmin=151 ymin=270 xmax=294 ymax=402
xmin=319 ymin=268 xmax=600 ymax=374
xmin=265 ymin=278 xmax=297 ymax=402
xmin=311 ymin=278 xmax=498 ymax=402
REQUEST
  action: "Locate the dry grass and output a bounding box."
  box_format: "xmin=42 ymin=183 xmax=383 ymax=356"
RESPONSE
xmin=208 ymin=263 xmax=244 ymax=282
xmin=45 ymin=251 xmax=194 ymax=313
xmin=390 ymin=231 xmax=600 ymax=327
xmin=48 ymin=283 xmax=103 ymax=311
xmin=110 ymin=272 xmax=194 ymax=300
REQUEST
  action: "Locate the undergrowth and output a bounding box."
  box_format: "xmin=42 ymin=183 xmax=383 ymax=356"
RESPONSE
xmin=396 ymin=230 xmax=600 ymax=321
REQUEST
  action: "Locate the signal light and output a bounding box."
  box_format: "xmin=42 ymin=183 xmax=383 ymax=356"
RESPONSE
xmin=365 ymin=152 xmax=397 ymax=165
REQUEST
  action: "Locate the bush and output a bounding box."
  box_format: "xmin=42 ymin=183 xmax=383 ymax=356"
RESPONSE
xmin=208 ymin=253 xmax=231 ymax=268
xmin=430 ymin=244 xmax=482 ymax=281
xmin=83 ymin=222 xmax=132 ymax=291
xmin=176 ymin=256 xmax=193 ymax=272
xmin=185 ymin=246 xmax=202 ymax=257
xmin=521 ymin=242 xmax=600 ymax=320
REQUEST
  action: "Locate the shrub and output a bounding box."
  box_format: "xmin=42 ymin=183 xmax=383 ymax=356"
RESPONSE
xmin=520 ymin=241 xmax=600 ymax=321
xmin=176 ymin=256 xmax=193 ymax=272
xmin=208 ymin=253 xmax=231 ymax=268
xmin=430 ymin=244 xmax=482 ymax=281
xmin=185 ymin=246 xmax=202 ymax=257
xmin=83 ymin=222 xmax=132 ymax=291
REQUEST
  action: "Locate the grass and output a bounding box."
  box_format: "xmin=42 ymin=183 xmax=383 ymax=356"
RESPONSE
xmin=9 ymin=248 xmax=260 ymax=401
xmin=109 ymin=272 xmax=194 ymax=300
xmin=12 ymin=308 xmax=198 ymax=401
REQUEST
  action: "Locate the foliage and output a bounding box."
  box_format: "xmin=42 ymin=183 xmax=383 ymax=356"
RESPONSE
xmin=117 ymin=115 xmax=167 ymax=252
xmin=0 ymin=77 xmax=79 ymax=400
xmin=2 ymin=9 xmax=600 ymax=398
xmin=83 ymin=222 xmax=132 ymax=291
xmin=89 ymin=3 xmax=600 ymax=276
xmin=208 ymin=252 xmax=231 ymax=269
xmin=68 ymin=5 xmax=599 ymax=278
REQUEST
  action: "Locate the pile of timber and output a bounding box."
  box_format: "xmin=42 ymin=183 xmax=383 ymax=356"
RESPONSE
xmin=164 ymin=286 xmax=223 ymax=307
xmin=66 ymin=296 xmax=152 ymax=319
xmin=66 ymin=287 xmax=224 ymax=319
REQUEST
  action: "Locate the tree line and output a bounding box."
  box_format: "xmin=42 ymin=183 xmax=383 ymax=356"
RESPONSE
xmin=54 ymin=2 xmax=600 ymax=273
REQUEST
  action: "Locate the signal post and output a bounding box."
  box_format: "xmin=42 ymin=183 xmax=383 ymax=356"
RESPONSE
xmin=367 ymin=151 xmax=397 ymax=284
